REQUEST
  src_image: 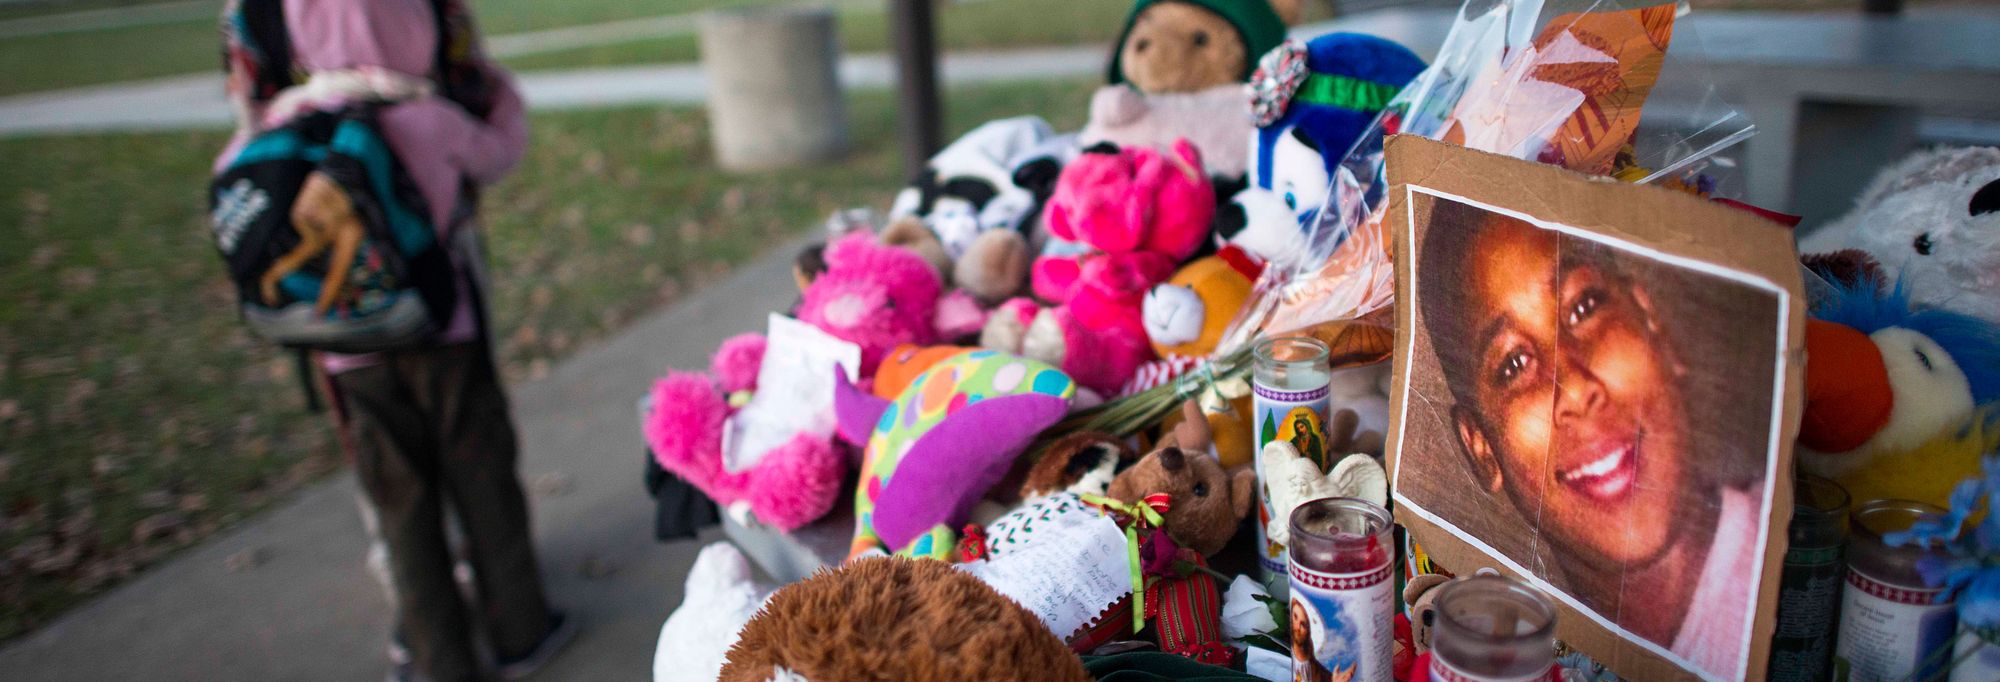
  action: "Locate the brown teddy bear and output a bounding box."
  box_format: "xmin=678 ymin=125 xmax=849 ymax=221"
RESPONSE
xmin=1107 ymin=0 xmax=1303 ymax=95
xmin=721 ymin=556 xmax=1090 ymax=681
xmin=1109 ymin=400 xmax=1256 ymax=556
xmin=1058 ymin=400 xmax=1255 ymax=663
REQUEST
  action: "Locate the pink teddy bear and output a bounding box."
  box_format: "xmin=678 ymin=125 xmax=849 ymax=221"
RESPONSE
xmin=643 ymin=232 xmax=947 ymax=530
xmin=982 ymin=139 xmax=1215 ymax=395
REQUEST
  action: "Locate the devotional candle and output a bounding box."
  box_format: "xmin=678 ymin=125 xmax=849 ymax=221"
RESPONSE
xmin=1768 ymin=474 xmax=1849 ymax=682
xmin=1255 ymin=336 xmax=1332 ymax=589
xmin=1289 ymin=497 xmax=1393 ymax=682
xmin=1427 ymin=575 xmax=1557 ymax=682
xmin=1834 ymin=499 xmax=1954 ymax=682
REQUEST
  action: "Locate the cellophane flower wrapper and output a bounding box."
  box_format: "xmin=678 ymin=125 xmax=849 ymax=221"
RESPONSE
xmin=1217 ymin=0 xmax=1757 ymax=361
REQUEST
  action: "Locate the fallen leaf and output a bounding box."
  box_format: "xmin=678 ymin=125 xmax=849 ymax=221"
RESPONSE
xmin=578 ymin=554 xmax=616 ymax=580
xmin=131 ymin=513 xmax=185 ymax=543
xmin=29 ymin=542 xmax=81 ymax=575
xmin=529 ymin=472 xmax=573 ymax=498
xmin=224 ymin=547 xmax=270 ymax=572
xmin=622 ymin=223 xmax=655 ymax=247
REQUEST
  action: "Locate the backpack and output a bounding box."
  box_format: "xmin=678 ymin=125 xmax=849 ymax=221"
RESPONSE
xmin=210 ymin=107 xmax=458 ymax=353
xmin=210 ymin=0 xmax=491 ymax=354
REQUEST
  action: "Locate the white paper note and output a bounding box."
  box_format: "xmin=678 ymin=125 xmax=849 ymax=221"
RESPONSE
xmin=959 ymin=498 xmax=1133 ymax=639
xmin=721 ymin=313 xmax=860 ymax=474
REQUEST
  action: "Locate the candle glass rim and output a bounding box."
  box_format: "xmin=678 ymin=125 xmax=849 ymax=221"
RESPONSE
xmin=1254 ymin=335 xmax=1330 ymax=367
xmin=1288 ymin=496 xmax=1392 ymax=549
xmin=1431 ymin=574 xmax=1558 ymax=654
xmin=1851 ymin=498 xmax=1948 ymax=547
xmin=1793 ymin=473 xmax=1851 ymax=523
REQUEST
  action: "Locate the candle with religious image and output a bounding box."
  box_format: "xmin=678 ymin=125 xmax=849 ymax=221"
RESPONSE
xmin=1426 ymin=575 xmax=1558 ymax=682
xmin=1289 ymin=497 xmax=1393 ymax=682
xmin=1833 ymin=499 xmax=1954 ymax=682
xmin=1255 ymin=336 xmax=1332 ymax=588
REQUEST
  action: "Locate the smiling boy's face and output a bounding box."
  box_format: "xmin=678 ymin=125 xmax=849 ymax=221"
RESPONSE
xmin=1446 ymin=217 xmax=1691 ymax=567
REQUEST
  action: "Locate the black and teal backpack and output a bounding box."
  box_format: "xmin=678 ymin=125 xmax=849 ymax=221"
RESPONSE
xmin=209 ymin=107 xmax=457 ymax=353
xmin=209 ymin=0 xmax=493 ymax=354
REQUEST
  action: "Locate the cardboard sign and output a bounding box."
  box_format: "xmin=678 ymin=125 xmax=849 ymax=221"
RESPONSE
xmin=1384 ymin=136 xmax=1801 ymax=681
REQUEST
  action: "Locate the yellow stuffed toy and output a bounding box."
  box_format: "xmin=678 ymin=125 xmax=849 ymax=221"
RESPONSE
xmin=1141 ymin=253 xmax=1254 ymax=358
xmin=1142 ymin=252 xmax=1258 ymax=467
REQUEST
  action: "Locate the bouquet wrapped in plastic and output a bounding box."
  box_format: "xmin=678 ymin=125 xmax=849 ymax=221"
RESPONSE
xmin=1041 ymin=0 xmax=1758 ymax=444
xmin=1217 ymin=0 xmax=1757 ymax=364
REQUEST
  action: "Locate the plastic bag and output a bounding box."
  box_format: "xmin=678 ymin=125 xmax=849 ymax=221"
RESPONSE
xmin=1218 ymin=0 xmax=1757 ymax=362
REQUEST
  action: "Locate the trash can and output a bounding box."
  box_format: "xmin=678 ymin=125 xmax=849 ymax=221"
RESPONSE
xmin=699 ymin=6 xmax=850 ymax=171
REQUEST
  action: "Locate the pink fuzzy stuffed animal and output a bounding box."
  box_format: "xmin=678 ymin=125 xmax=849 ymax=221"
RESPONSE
xmin=644 ymin=232 xmax=949 ymax=529
xmin=645 ymin=334 xmax=848 ymax=530
xmin=983 ymin=140 xmax=1215 ymax=394
xmin=798 ymin=231 xmax=946 ymax=377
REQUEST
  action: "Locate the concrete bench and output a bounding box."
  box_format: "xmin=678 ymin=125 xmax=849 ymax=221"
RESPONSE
xmin=1296 ymin=7 xmax=2000 ymax=227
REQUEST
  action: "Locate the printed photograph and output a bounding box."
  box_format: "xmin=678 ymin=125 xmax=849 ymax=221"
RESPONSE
xmin=1394 ymin=189 xmax=1784 ymax=680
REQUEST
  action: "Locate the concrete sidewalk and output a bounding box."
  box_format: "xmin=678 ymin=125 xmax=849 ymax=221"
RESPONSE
xmin=0 ymin=236 xmax=814 ymax=680
xmin=0 ymin=46 xmax=1105 ymax=137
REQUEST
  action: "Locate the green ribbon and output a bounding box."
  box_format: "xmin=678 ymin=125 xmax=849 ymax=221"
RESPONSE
xmin=1294 ymin=73 xmax=1401 ymax=113
xmin=1081 ymin=493 xmax=1168 ymax=632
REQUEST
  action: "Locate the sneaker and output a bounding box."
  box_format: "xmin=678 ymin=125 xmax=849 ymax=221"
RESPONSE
xmin=385 ymin=633 xmax=415 ymax=682
xmin=495 ymin=612 xmax=577 ymax=680
xmin=388 ymin=633 xmax=412 ymax=666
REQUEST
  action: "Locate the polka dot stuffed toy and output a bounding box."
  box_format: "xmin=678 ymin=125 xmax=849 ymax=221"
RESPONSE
xmin=833 ymin=350 xmax=1077 ymax=560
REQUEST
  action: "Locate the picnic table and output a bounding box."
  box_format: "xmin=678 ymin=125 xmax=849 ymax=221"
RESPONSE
xmin=1297 ymin=7 xmax=2000 ymax=227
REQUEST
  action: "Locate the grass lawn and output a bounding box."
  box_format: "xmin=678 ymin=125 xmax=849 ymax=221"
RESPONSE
xmin=0 ymin=0 xmax=1957 ymax=97
xmin=0 ymin=76 xmax=1096 ymax=642
xmin=0 ymin=0 xmax=1130 ymax=97
xmin=501 ymin=0 xmax=1148 ymax=71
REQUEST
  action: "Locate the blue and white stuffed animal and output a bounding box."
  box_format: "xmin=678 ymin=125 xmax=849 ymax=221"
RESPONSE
xmin=1216 ymin=33 xmax=1424 ymax=270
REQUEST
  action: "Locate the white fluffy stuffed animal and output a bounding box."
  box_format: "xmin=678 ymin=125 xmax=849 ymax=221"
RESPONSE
xmin=1802 ymin=146 xmax=2000 ymax=321
xmin=653 ymin=543 xmax=772 ymax=682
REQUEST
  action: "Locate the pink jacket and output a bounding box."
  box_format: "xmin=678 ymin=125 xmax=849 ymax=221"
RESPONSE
xmin=216 ymin=0 xmax=527 ymax=372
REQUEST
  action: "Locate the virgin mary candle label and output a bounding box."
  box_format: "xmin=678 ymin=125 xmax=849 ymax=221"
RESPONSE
xmin=1254 ymin=336 xmax=1331 ymax=581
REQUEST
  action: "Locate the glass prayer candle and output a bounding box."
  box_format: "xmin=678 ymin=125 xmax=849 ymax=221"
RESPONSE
xmin=1834 ymin=499 xmax=1954 ymax=682
xmin=1428 ymin=575 xmax=1557 ymax=682
xmin=1768 ymin=474 xmax=1850 ymax=682
xmin=1255 ymin=335 xmax=1332 ymax=588
xmin=1289 ymin=497 xmax=1394 ymax=682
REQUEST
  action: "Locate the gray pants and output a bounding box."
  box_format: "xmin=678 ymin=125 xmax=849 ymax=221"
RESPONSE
xmin=332 ymin=343 xmax=552 ymax=682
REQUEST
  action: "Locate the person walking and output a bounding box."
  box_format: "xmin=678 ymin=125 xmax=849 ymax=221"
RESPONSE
xmin=215 ymin=1 xmax=572 ymax=679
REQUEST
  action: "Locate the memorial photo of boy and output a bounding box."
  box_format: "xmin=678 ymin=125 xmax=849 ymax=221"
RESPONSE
xmin=1396 ymin=192 xmax=1780 ymax=680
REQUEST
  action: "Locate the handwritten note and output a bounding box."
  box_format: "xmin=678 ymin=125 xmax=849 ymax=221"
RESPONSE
xmin=959 ymin=495 xmax=1133 ymax=638
xmin=721 ymin=313 xmax=861 ymax=473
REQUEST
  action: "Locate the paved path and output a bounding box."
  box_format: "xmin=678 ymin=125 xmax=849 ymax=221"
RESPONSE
xmin=0 ymin=234 xmax=813 ymax=680
xmin=0 ymin=46 xmax=1105 ymax=136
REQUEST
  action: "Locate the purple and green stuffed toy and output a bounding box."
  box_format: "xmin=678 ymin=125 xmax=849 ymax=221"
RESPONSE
xmin=835 ymin=350 xmax=1077 ymax=560
xmin=1217 ymin=33 xmax=1425 ymax=270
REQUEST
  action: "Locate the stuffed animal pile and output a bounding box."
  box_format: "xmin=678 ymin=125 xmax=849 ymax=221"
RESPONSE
xmin=1798 ymin=148 xmax=2000 ymax=509
xmin=643 ymin=3 xmax=1435 ymax=677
